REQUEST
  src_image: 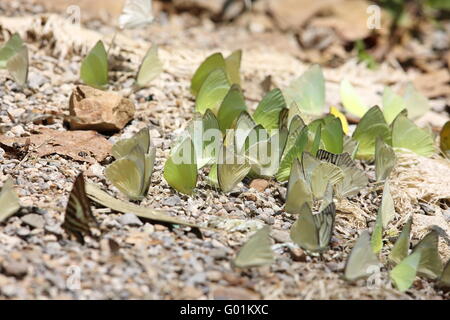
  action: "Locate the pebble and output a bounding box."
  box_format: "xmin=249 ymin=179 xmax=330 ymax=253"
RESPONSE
xmin=21 ymin=214 xmax=45 ymax=229
xmin=119 ymin=213 xmax=143 ymax=226
xmin=163 ymin=195 xmax=182 ymax=206
xmin=1 ymin=260 xmax=28 ymax=278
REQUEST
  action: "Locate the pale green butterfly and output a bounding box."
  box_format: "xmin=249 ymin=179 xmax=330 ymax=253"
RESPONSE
xmin=217 ymin=142 xmax=251 ymax=193
xmin=370 ymin=182 xmax=395 ymax=253
xmin=163 ymin=135 xmax=198 ymax=195
xmin=224 ymin=49 xmax=242 ymax=86
xmin=352 ymin=106 xmax=391 ymax=159
xmin=136 ymin=44 xmax=163 ymax=87
xmin=403 ymin=83 xmax=430 ymax=120
xmin=411 ymin=230 xmax=443 ymax=279
xmin=0 ymin=178 xmax=21 ymax=223
xmin=391 ymin=114 xmax=434 ymax=157
xmin=195 ymin=68 xmax=231 ymax=114
xmin=0 ymin=33 xmax=24 ymax=69
xmin=284 ymin=64 xmax=325 ymax=115
xmin=276 ymin=126 xmax=309 ymax=182
xmin=111 ymin=127 xmax=153 ymax=160
xmin=344 ymin=230 xmax=380 ymax=281
xmin=187 ymin=109 xmax=221 ymax=169
xmin=7 ymin=44 xmax=28 ymax=86
xmin=233 ymin=111 xmax=257 ymax=153
xmin=339 ymin=79 xmax=368 ymax=118
xmin=285 ymin=158 xmax=313 ymax=214
xmin=290 ymin=202 xmax=336 ymax=252
xmin=389 ymin=217 xmax=412 ymax=265
xmin=390 ymin=251 xmax=422 ymax=292
xmin=375 ymin=137 xmax=396 ymax=182
xmin=253 ymin=88 xmax=287 ymax=131
xmin=437 ymin=259 xmax=450 ymax=289
xmin=371 ymin=213 xmax=383 ymax=254
xmin=308 ymin=115 xmax=344 ymax=154
xmin=233 ymin=226 xmax=274 ymax=268
xmin=119 ymin=0 xmax=154 ymax=30
xmin=382 ymin=86 xmax=405 ymax=125
xmin=217 ymin=84 xmax=247 ymax=132
xmin=80 ymin=40 xmax=108 ymax=89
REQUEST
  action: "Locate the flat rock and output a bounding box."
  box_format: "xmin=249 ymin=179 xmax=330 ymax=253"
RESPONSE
xmin=119 ymin=213 xmax=143 ymax=226
xmin=21 ymin=214 xmax=45 ymax=229
xmin=69 ymin=85 xmax=135 ymax=133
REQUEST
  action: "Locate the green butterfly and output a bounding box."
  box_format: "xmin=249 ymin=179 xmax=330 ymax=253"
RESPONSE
xmin=352 ymin=106 xmax=391 ymax=159
xmin=217 ymin=84 xmax=247 ymax=132
xmin=233 ymin=226 xmax=274 ymax=268
xmin=233 ymin=111 xmax=257 ymax=153
xmin=188 ymin=109 xmax=221 ymax=169
xmin=80 ymin=40 xmax=108 ymax=89
xmin=390 ymin=251 xmax=422 ymax=292
xmin=403 ymin=83 xmax=430 ymax=120
xmin=253 ymin=88 xmax=287 ymax=131
xmin=217 ymin=142 xmax=251 ymax=193
xmin=340 ymin=79 xmax=368 ymax=118
xmin=391 ymin=114 xmax=434 ymax=157
xmin=0 ymin=178 xmax=21 ymax=223
xmin=285 ymin=159 xmax=312 ymax=214
xmin=164 ymin=135 xmax=198 ymax=195
xmin=136 ymin=44 xmax=163 ymax=87
xmin=290 ymin=202 xmax=336 ymax=252
xmin=195 ymin=68 xmax=231 ymax=114
xmin=344 ymin=230 xmax=380 ymax=281
xmin=382 ymin=86 xmax=405 ymax=125
xmin=284 ymin=64 xmax=325 ymax=115
xmin=309 ymin=115 xmax=344 ymax=154
xmin=370 ymin=181 xmax=395 ymax=253
xmin=437 ymin=259 xmax=450 ymax=289
xmin=276 ymin=126 xmax=309 ymax=182
xmin=440 ymin=120 xmax=450 ymax=159
xmin=62 ymin=173 xmax=99 ymax=244
xmin=191 ymin=50 xmax=242 ymax=97
xmin=0 ymin=33 xmax=28 ymax=86
xmin=410 ymin=230 xmax=443 ymax=279
xmin=375 ymin=137 xmax=396 ymax=181
xmin=316 ymin=149 xmax=368 ymax=199
xmin=389 ymin=217 xmax=412 ymax=265
xmin=106 ymin=130 xmax=156 ymax=201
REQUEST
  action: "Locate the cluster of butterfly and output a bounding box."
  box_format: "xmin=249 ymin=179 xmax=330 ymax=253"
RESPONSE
xmin=0 ymin=33 xmax=29 ymax=86
xmin=0 ymin=0 xmax=159 ymax=89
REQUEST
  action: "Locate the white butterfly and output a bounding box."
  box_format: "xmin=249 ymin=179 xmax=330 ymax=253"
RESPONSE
xmin=119 ymin=0 xmax=154 ymax=30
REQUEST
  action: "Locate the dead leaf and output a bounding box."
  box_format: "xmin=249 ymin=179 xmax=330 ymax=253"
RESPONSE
xmin=0 ymin=128 xmax=111 ymax=163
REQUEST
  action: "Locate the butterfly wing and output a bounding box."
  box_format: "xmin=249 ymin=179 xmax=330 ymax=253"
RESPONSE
xmin=344 ymin=230 xmax=380 ymax=281
xmin=290 ymin=203 xmax=320 ymax=252
xmin=217 ymin=144 xmax=251 ymax=193
xmin=375 ymin=137 xmax=396 ymax=181
xmin=313 ymin=202 xmax=336 ymax=249
xmin=136 ymin=44 xmax=163 ymax=87
xmin=285 ymin=159 xmax=313 ymax=214
xmin=390 ymin=251 xmax=421 ymax=292
xmin=63 ymin=174 xmax=98 ymax=244
xmin=0 ymin=178 xmax=21 ymax=223
xmin=119 ymin=0 xmax=154 ymax=29
xmin=7 ymin=44 xmax=28 ymax=86
xmin=411 ymin=230 xmax=443 ymax=279
xmin=234 ymin=226 xmax=274 ymax=268
xmin=389 ymin=218 xmax=412 ymax=265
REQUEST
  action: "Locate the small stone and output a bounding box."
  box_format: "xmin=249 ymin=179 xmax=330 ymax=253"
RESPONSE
xmin=16 ymin=227 xmax=30 ymax=237
xmin=69 ymin=85 xmax=135 ymax=133
xmin=119 ymin=213 xmax=143 ymax=226
xmin=163 ymin=195 xmax=182 ymax=206
xmin=10 ymin=125 xmax=25 ymax=136
xmin=155 ymin=224 xmax=168 ymax=232
xmin=206 ymin=271 xmax=222 ymax=282
xmin=271 ymin=229 xmax=290 ymax=243
xmin=28 ymin=72 xmax=47 ymax=89
xmin=21 ymin=214 xmax=45 ymax=229
xmin=249 ymin=179 xmax=270 ymax=192
xmin=1 ymin=260 xmax=28 ymax=278
xmin=289 ymin=247 xmax=307 ymax=262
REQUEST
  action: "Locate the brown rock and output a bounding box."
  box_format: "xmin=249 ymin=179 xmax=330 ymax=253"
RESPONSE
xmin=249 ymin=179 xmax=269 ymax=192
xmin=289 ymin=247 xmax=307 ymax=262
xmin=69 ymin=85 xmax=135 ymax=132
xmin=1 ymin=260 xmax=28 ymax=278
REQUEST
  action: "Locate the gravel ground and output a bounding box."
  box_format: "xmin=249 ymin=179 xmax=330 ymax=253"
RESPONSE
xmin=0 ymin=1 xmax=449 ymax=299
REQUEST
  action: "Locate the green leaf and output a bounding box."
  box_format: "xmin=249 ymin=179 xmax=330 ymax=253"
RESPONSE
xmin=191 ymin=52 xmax=226 ymax=96
xmin=80 ymin=40 xmax=108 ymax=89
xmin=391 ymin=114 xmax=434 ymax=157
xmin=233 ymin=226 xmax=274 ymax=268
xmin=136 ymin=44 xmax=163 ymax=87
xmin=352 ymin=106 xmax=391 ymax=159
xmin=225 ymin=49 xmax=242 ymax=86
xmin=163 ymin=136 xmax=198 ymax=195
xmin=217 ymin=84 xmax=247 ymax=132
xmin=195 ymin=68 xmax=231 ymax=114
xmin=284 ymin=65 xmax=325 ymax=115
xmin=340 ymin=79 xmax=368 ymax=118
xmin=253 ymin=89 xmax=287 ymax=131
xmin=390 ymin=251 xmax=421 ymax=292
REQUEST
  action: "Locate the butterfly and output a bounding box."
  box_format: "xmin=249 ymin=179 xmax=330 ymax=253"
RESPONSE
xmin=290 ymin=202 xmax=336 ymax=252
xmin=217 ymin=84 xmax=247 ymax=132
xmin=344 ymin=230 xmax=380 ymax=281
xmin=80 ymin=40 xmax=108 ymax=89
xmin=253 ymin=88 xmax=287 ymax=131
xmin=136 ymin=44 xmax=163 ymax=87
xmin=437 ymin=259 xmax=450 ymax=289
xmin=316 ymin=149 xmax=368 ymax=198
xmin=62 ymin=173 xmax=99 ymax=244
xmin=233 ymin=226 xmax=274 ymax=268
xmin=375 ymin=137 xmax=396 ymax=181
xmin=285 ymin=159 xmax=312 ymax=214
xmin=106 ymin=128 xmax=156 ymax=200
xmin=440 ymin=121 xmax=450 ymax=159
xmin=0 ymin=33 xmax=29 ymax=86
xmin=163 ymin=135 xmax=198 ymax=195
xmin=389 ymin=217 xmax=412 ymax=265
xmin=195 ymin=68 xmax=230 ymax=115
xmin=217 ymin=140 xmax=251 ymax=193
xmin=0 ymin=178 xmax=21 ymax=223
xmin=308 ymin=115 xmax=344 ymax=154
xmin=339 ymin=79 xmax=367 ymax=118
xmin=389 ymin=251 xmax=422 ymax=292
xmin=119 ymin=0 xmax=154 ymax=30
xmin=284 ymin=65 xmax=325 ymax=115
xmin=410 ymin=230 xmax=443 ymax=279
